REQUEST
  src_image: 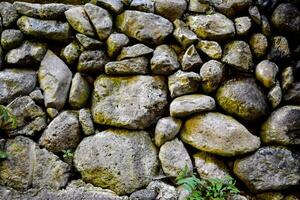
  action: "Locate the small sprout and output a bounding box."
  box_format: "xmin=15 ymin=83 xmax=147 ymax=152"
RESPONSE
xmin=62 ymin=149 xmax=74 ymax=159
xmin=0 ymin=150 xmax=8 ymax=160
xmin=0 ymin=105 xmax=17 ymax=130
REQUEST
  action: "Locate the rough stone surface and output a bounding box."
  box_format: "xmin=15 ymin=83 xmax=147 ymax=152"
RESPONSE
xmin=268 ymin=36 xmax=290 ymax=61
xmin=77 ymin=50 xmax=109 ymax=74
xmin=181 ymin=44 xmax=202 ymax=71
xmin=197 ymin=40 xmax=222 ymax=60
xmin=146 ymin=181 xmax=178 ymax=200
xmin=250 ymin=33 xmax=268 ymax=58
xmin=284 ymin=82 xmax=300 ymax=104
xmin=267 ymin=83 xmax=282 ymax=109
xmin=180 ymin=112 xmax=261 ymax=156
xmin=92 ymin=75 xmax=168 ymax=129
xmin=60 ymin=41 xmax=83 ymax=65
xmin=209 ymin=0 xmax=252 ymax=16
xmin=76 ymin=33 xmax=103 ymax=50
xmin=117 ymin=43 xmax=153 ymax=60
xmin=105 ymin=57 xmax=149 ymax=75
xmin=94 ymin=0 xmax=124 ymax=14
xmin=173 ymin=19 xmax=198 ymax=49
xmin=106 ymin=33 xmax=129 ymax=58
xmin=154 ymin=0 xmax=187 ymax=21
xmin=130 ymin=0 xmax=154 ymax=13
xmin=68 ymin=73 xmax=90 ymax=109
xmin=74 ymin=129 xmax=159 ymax=195
xmin=1 ymin=29 xmax=24 ymax=50
xmin=234 ymin=16 xmax=251 ymax=36
xmin=79 ymin=108 xmax=94 ymax=136
xmin=0 ymin=2 xmax=18 ymax=27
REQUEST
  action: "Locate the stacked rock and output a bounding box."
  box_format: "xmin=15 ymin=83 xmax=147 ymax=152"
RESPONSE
xmin=0 ymin=0 xmax=299 ymax=199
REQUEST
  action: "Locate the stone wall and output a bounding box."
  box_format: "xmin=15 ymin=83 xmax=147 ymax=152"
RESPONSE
xmin=0 ymin=0 xmax=299 ymax=199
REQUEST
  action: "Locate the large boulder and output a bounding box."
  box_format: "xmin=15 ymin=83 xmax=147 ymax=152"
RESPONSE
xmin=234 ymin=146 xmax=300 ymax=192
xmin=116 ymin=10 xmax=173 ymax=45
xmin=91 ymin=75 xmax=168 ymax=129
xmin=38 ymin=50 xmax=72 ymax=110
xmin=180 ymin=112 xmax=261 ymax=156
xmin=0 ymin=68 xmax=36 ymax=105
xmin=74 ymin=129 xmax=159 ymax=195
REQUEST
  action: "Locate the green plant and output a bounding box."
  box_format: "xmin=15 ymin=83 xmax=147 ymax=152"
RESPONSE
xmin=176 ymin=165 xmax=240 ymax=200
xmin=0 ymin=105 xmax=17 ymax=130
xmin=62 ymin=149 xmax=74 ymax=159
xmin=0 ymin=150 xmax=8 ymax=160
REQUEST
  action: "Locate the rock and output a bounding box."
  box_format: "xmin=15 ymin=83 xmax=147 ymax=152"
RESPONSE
xmin=271 ymin=3 xmax=300 ymax=35
xmin=5 ymin=40 xmax=47 ymax=67
xmin=222 ymin=40 xmax=253 ymax=72
xmin=0 ymin=136 xmax=70 ymax=191
xmin=154 ymin=0 xmax=187 ymax=21
xmin=105 ymin=57 xmax=149 ymax=75
xmin=200 ymin=60 xmax=225 ymax=94
xmin=159 ymin=138 xmax=193 ymax=178
xmin=168 ymin=70 xmax=200 ymax=98
xmin=0 ymin=2 xmax=18 ymax=27
xmin=106 ymin=33 xmax=129 ymax=58
xmin=94 ymin=0 xmax=124 ymax=14
xmin=181 ymin=112 xmax=261 ymax=156
xmin=117 ymin=44 xmax=153 ymax=60
xmin=154 ymin=117 xmax=182 ymax=147
xmin=4 ymin=96 xmax=46 ymax=137
xmin=77 ymin=50 xmax=109 ymax=74
xmin=255 ymin=60 xmax=279 ymax=88
xmin=17 ymin=16 xmax=71 ymax=42
xmin=267 ymin=83 xmax=282 ymax=109
xmin=234 ymin=16 xmax=252 ymax=36
xmin=69 ymin=73 xmax=90 ymax=109
xmin=256 ymin=192 xmax=285 ymax=200
xmin=249 ymin=33 xmax=268 ymax=58
xmin=248 ymin=6 xmax=261 ymax=25
xmin=0 ymin=46 xmax=3 ymax=70
xmin=281 ymin=66 xmax=294 ymax=92
xmin=187 ymin=13 xmax=235 ymax=40
xmin=39 ymin=111 xmax=81 ymax=153
xmin=116 ymin=10 xmax=173 ymax=45
xmin=92 ymin=75 xmax=168 ymax=129
xmin=173 ymin=19 xmax=198 ymax=49
xmin=60 ymin=41 xmax=83 ymax=65
xmin=76 ymin=33 xmax=103 ymax=50
xmin=284 ymin=82 xmax=300 ymax=104
xmin=268 ymin=36 xmax=290 ymax=61
xmin=151 ymin=45 xmax=180 ymax=75
xmin=188 ymin=0 xmax=210 ymax=13
xmin=84 ymin=3 xmax=112 ymax=41
xmin=65 ymin=6 xmax=95 ymax=37
xmin=261 ymin=15 xmax=271 ymax=36
xmin=146 ymin=181 xmax=178 ymax=200
xmin=38 ymin=50 xmax=72 ymax=110
xmin=196 ymin=40 xmax=222 ymax=60
xmin=130 ymin=0 xmax=154 ymax=13
xmin=46 ymin=108 xmax=59 ymax=119
xmin=1 ymin=29 xmax=24 ymax=50
xmin=29 ymin=89 xmax=44 ymax=105
xmin=261 ymin=105 xmax=300 ymax=145
xmin=193 ymin=151 xmax=230 ymax=179
xmin=233 ymin=146 xmax=300 ymax=192
xmin=74 ymin=129 xmax=159 ymax=195
xmin=209 ymin=0 xmax=252 ymax=16
xmin=130 ymin=188 xmax=157 ymax=200
xmin=13 ymin=1 xmax=72 ymax=19
xmin=181 ymin=45 xmax=202 ymax=71
xmin=170 ymin=94 xmax=216 ymax=117
xmin=79 ymin=108 xmax=94 ymax=136
xmin=0 ymin=68 xmax=36 ymax=104
xmin=216 ymin=78 xmax=269 ymax=121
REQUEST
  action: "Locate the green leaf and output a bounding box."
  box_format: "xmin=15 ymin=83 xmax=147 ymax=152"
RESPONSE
xmin=0 ymin=150 xmax=8 ymax=159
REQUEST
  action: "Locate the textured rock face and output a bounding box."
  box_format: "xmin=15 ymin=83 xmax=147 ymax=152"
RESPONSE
xmin=154 ymin=0 xmax=187 ymax=21
xmin=74 ymin=129 xmax=159 ymax=195
xmin=234 ymin=146 xmax=300 ymax=192
xmin=209 ymin=0 xmax=252 ymax=16
xmin=1 ymin=29 xmax=24 ymax=50
xmin=92 ymin=75 xmax=168 ymax=129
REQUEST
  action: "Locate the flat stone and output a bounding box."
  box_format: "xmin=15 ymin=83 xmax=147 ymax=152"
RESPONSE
xmin=0 ymin=2 xmax=18 ymax=27
xmin=105 ymin=57 xmax=149 ymax=75
xmin=92 ymin=75 xmax=168 ymax=129
xmin=79 ymin=108 xmax=94 ymax=136
xmin=170 ymin=94 xmax=216 ymax=117
xmin=181 ymin=44 xmax=202 ymax=71
xmin=234 ymin=16 xmax=251 ymax=36
xmin=1 ymin=29 xmax=24 ymax=50
xmin=173 ymin=19 xmax=198 ymax=49
xmin=106 ymin=33 xmax=129 ymax=58
xmin=117 ymin=44 xmax=153 ymax=60
xmin=181 ymin=112 xmax=261 ymax=156
xmin=77 ymin=50 xmax=109 ymax=74
xmin=255 ymin=60 xmax=279 ymax=88
xmin=69 ymin=73 xmax=90 ymax=109
xmin=196 ymin=40 xmax=222 ymax=60
xmin=154 ymin=0 xmax=187 ymax=21
xmin=94 ymin=0 xmax=124 ymax=14
xmin=116 ymin=10 xmax=173 ymax=45
xmin=76 ymin=33 xmax=103 ymax=50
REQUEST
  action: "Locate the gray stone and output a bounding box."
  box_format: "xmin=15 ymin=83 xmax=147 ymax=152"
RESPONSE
xmin=130 ymin=188 xmax=157 ymax=200
xmin=93 ymin=0 xmax=124 ymax=14
xmin=60 ymin=41 xmax=83 ymax=65
xmin=151 ymin=45 xmax=180 ymax=75
xmin=74 ymin=129 xmax=159 ymax=195
xmin=77 ymin=50 xmax=109 ymax=74
xmin=117 ymin=44 xmax=153 ymax=60
xmin=84 ymin=3 xmax=112 ymax=41
xmin=200 ymin=60 xmax=225 ymax=94
xmin=146 ymin=181 xmax=178 ymax=200
xmin=106 ymin=33 xmax=129 ymax=58
xmin=216 ymin=78 xmax=269 ymax=121
xmin=187 ymin=13 xmax=235 ymax=40
xmin=105 ymin=57 xmax=149 ymax=75
xmin=154 ymin=0 xmax=187 ymax=21
xmin=159 ymin=138 xmax=193 ymax=178
xmin=267 ymin=83 xmax=282 ymax=109
xmin=250 ymin=33 xmax=268 ymax=58
xmin=6 ymin=40 xmax=47 ymax=67
xmin=38 ymin=50 xmax=72 ymax=110
xmin=284 ymin=82 xmax=300 ymax=104
xmin=234 ymin=146 xmax=300 ymax=192
xmin=170 ymin=94 xmax=216 ymax=118
xmin=130 ymin=0 xmax=154 ymax=13
xmin=261 ymin=15 xmax=271 ymax=36
xmin=168 ymin=70 xmax=200 ymax=98
xmin=261 ymin=105 xmax=300 ymax=145
xmin=92 ymin=75 xmax=168 ymax=129
xmin=255 ymin=60 xmax=278 ymax=88
xmin=196 ymin=40 xmax=222 ymax=60
xmin=13 ymin=1 xmax=72 ymax=19
xmin=256 ymin=192 xmax=285 ymax=200
xmin=46 ymin=108 xmax=59 ymax=119
xmin=76 ymin=33 xmax=103 ymax=50
xmin=29 ymin=89 xmax=44 ymax=105
xmin=79 ymin=108 xmax=94 ymax=136
xmin=209 ymin=0 xmax=252 ymax=16
xmin=65 ymin=6 xmax=95 ymax=37
xmin=0 ymin=68 xmax=36 ymax=104
xmin=188 ymin=0 xmax=210 ymax=13
xmin=0 ymin=2 xmax=18 ymax=27
xmin=69 ymin=73 xmax=90 ymax=109
xmin=39 ymin=111 xmax=81 ymax=154
xmin=181 ymin=112 xmax=261 ymax=156
xmin=116 ymin=10 xmax=173 ymax=45
xmin=0 ymin=136 xmax=70 ymax=191
xmin=154 ymin=117 xmax=182 ymax=147
xmin=268 ymin=36 xmax=290 ymax=61
xmin=281 ymin=66 xmax=293 ymax=92
xmin=222 ymin=40 xmax=253 ymax=72
xmin=181 ymin=45 xmax=202 ymax=71
xmin=17 ymin=16 xmax=71 ymax=42
xmin=248 ymin=6 xmax=261 ymax=25
xmin=173 ymin=19 xmax=198 ymax=49
xmin=1 ymin=29 xmax=24 ymax=50
xmin=234 ymin=16 xmax=252 ymax=36
xmin=0 ymin=46 xmax=3 ymax=70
